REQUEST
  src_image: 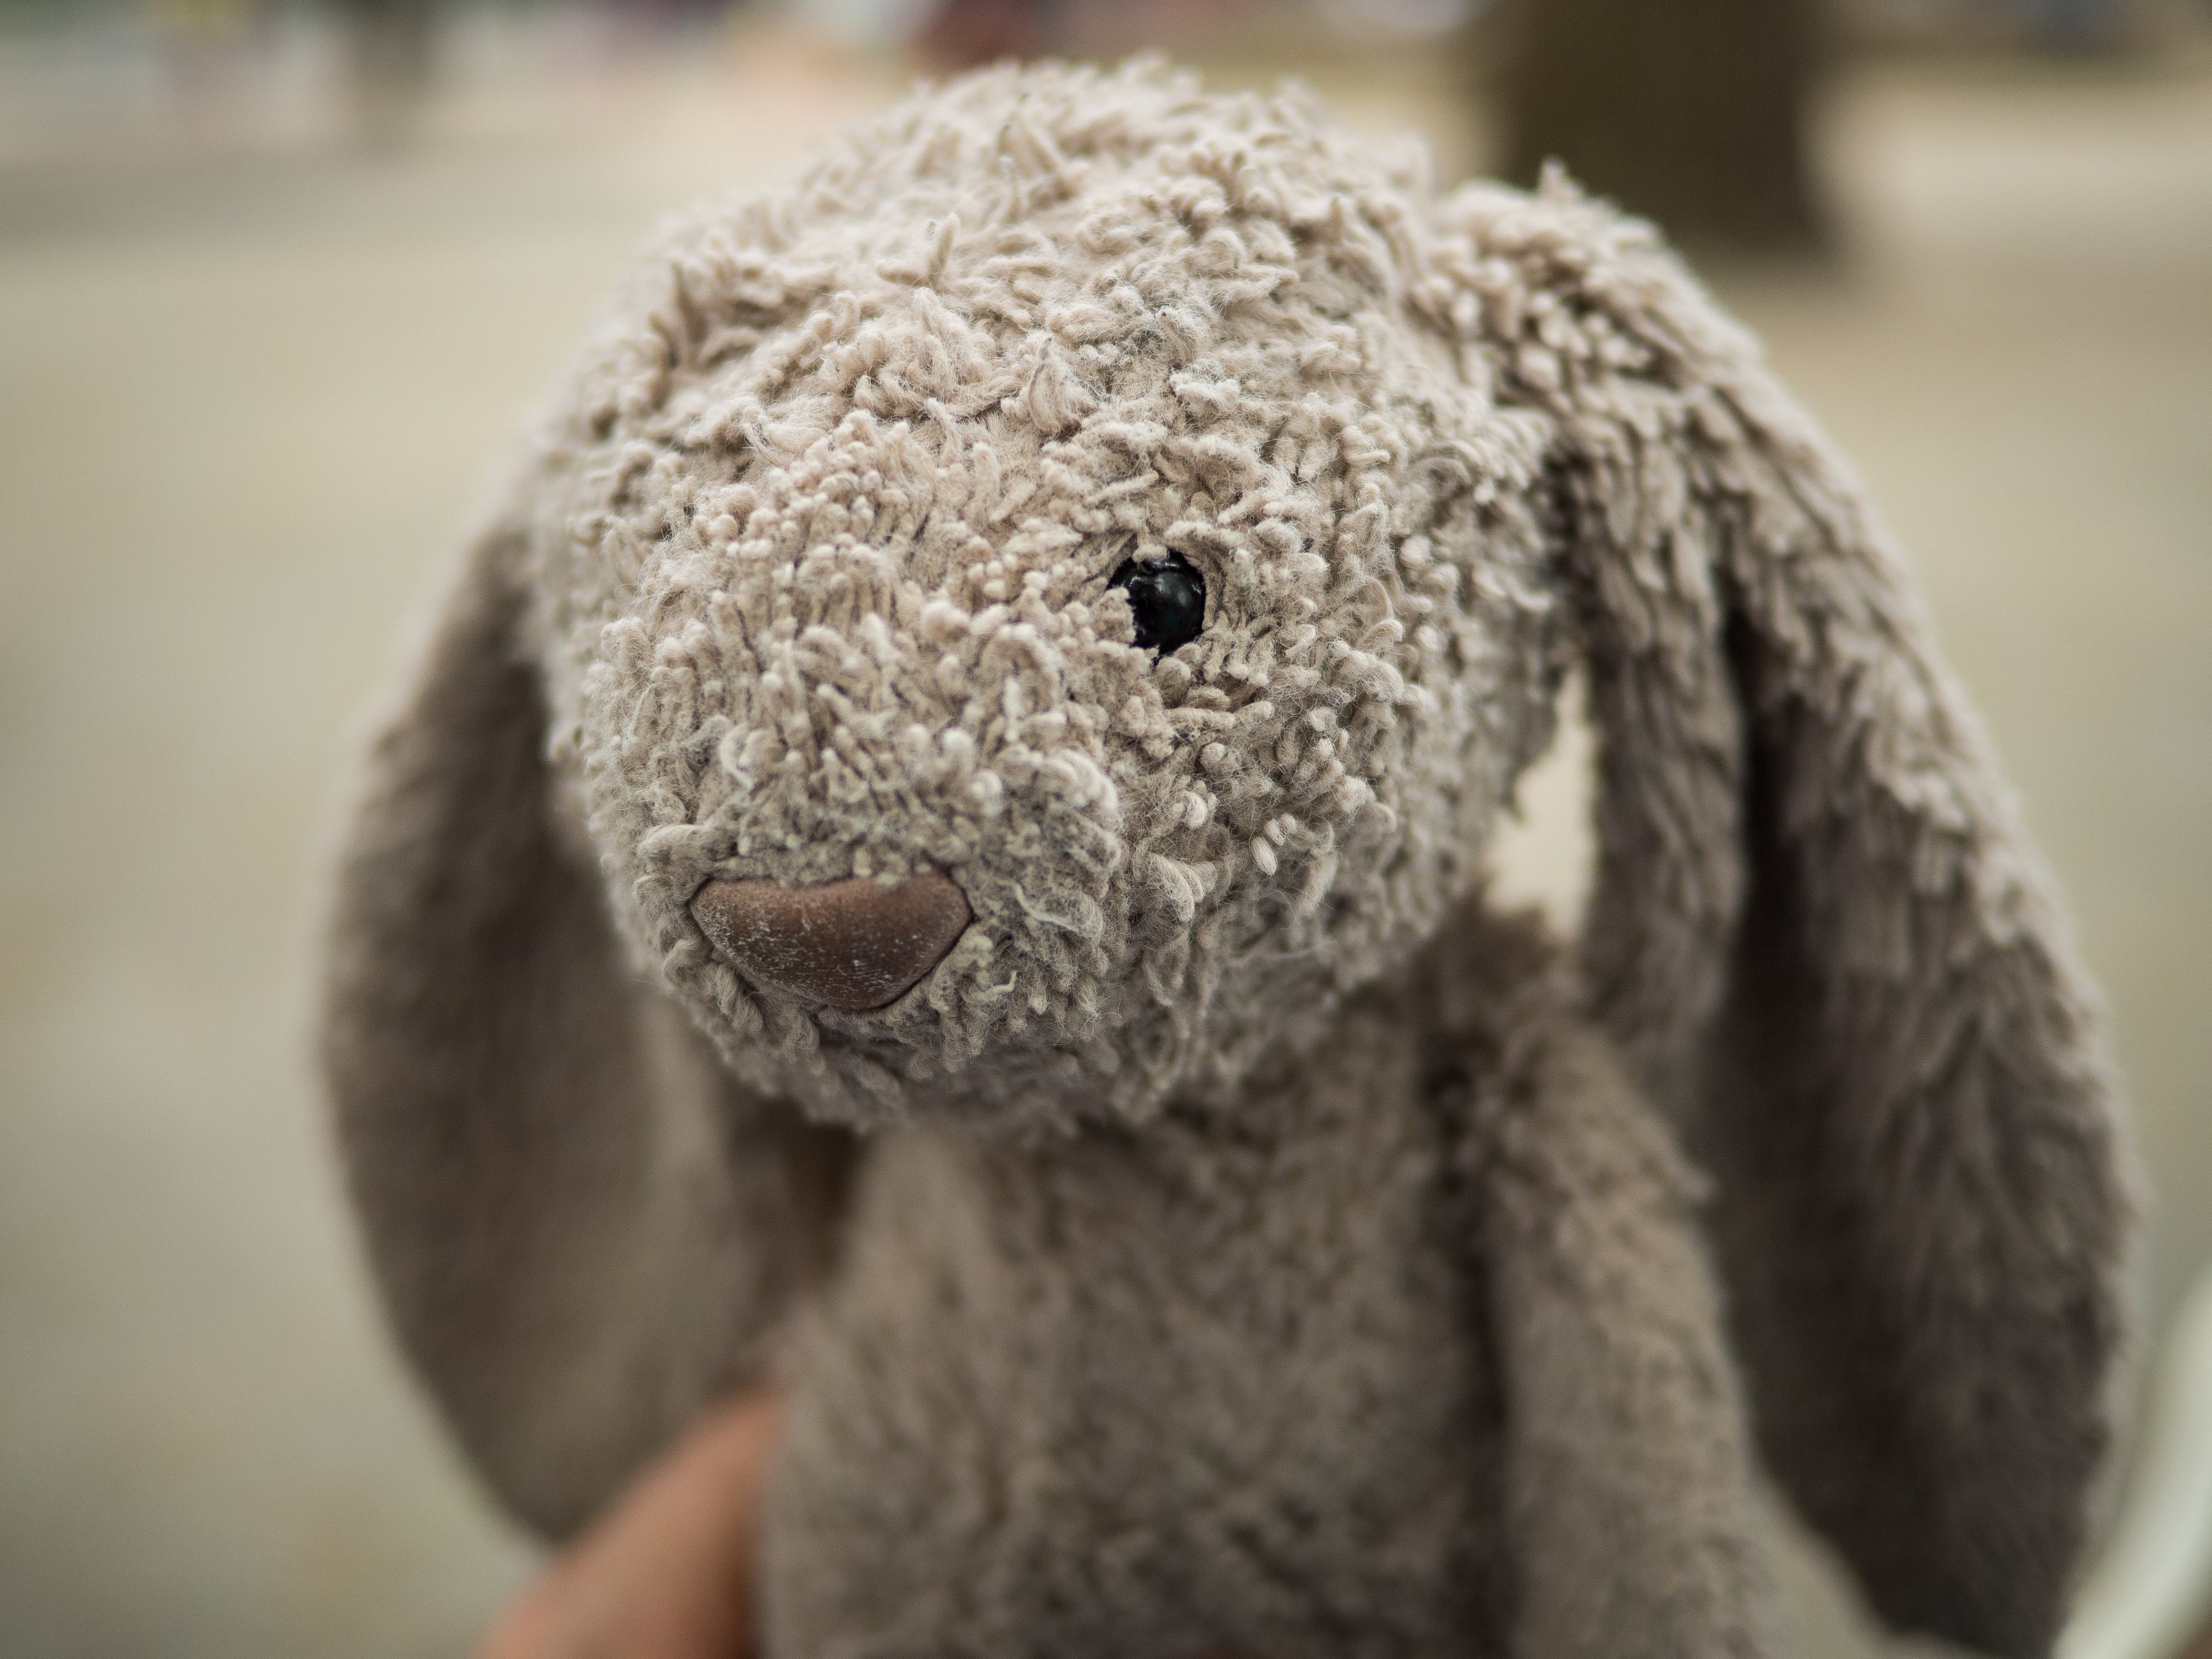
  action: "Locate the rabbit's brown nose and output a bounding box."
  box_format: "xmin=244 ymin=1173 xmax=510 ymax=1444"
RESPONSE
xmin=690 ymin=871 xmax=971 ymax=1012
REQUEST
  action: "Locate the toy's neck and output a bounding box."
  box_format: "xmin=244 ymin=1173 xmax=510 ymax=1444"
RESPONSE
xmin=897 ymin=893 xmax=1566 ymax=1155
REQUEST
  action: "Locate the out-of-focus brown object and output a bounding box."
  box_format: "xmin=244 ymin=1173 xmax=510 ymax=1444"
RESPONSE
xmin=917 ymin=0 xmax=1060 ymax=70
xmin=2025 ymin=0 xmax=2128 ymax=54
xmin=341 ymin=0 xmax=436 ymax=139
xmin=1498 ymin=0 xmax=1828 ymax=256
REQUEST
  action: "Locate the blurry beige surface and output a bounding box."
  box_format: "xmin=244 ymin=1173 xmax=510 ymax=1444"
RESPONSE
xmin=1 ymin=16 xmax=2206 ymax=1657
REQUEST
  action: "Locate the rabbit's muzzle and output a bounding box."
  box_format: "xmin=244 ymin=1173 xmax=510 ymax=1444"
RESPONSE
xmin=690 ymin=871 xmax=973 ymax=1013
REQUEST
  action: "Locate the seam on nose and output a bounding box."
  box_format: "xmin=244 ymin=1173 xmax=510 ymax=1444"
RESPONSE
xmin=690 ymin=871 xmax=972 ymax=1012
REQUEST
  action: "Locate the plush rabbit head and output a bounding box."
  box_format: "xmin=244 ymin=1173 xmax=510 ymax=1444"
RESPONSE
xmin=528 ymin=66 xmax=1567 ymax=1130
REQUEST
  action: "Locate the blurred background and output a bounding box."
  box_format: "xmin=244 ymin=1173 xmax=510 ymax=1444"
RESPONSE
xmin=1 ymin=0 xmax=2206 ymax=1653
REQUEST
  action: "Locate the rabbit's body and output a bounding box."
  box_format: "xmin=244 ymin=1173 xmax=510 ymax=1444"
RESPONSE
xmin=773 ymin=954 xmax=1508 ymax=1659
xmin=769 ymin=902 xmax=1756 ymax=1659
xmin=325 ymin=62 xmax=2128 ymax=1659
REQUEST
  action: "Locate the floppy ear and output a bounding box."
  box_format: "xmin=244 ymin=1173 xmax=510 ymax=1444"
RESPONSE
xmin=1444 ymin=181 xmax=2133 ymax=1657
xmin=322 ymin=516 xmax=841 ymax=1536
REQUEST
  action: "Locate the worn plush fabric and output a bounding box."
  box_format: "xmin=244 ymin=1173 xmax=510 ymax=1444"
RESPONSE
xmin=323 ymin=61 xmax=2132 ymax=1659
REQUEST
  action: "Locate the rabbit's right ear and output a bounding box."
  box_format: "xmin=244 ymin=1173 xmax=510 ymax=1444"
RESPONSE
xmin=321 ymin=518 xmax=744 ymax=1535
xmin=1432 ymin=179 xmax=2133 ymax=1657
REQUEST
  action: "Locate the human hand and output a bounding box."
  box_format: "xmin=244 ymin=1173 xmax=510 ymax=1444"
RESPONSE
xmin=475 ymin=1389 xmax=782 ymax=1659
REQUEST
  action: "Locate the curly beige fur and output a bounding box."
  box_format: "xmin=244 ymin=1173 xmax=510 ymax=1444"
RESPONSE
xmin=322 ymin=62 xmax=2132 ymax=1659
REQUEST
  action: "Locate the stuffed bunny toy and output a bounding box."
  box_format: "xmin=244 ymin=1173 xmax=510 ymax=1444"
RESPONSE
xmin=323 ymin=61 xmax=2132 ymax=1659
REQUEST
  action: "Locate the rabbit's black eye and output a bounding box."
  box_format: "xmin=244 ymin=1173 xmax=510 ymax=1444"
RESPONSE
xmin=1108 ymin=553 xmax=1206 ymax=654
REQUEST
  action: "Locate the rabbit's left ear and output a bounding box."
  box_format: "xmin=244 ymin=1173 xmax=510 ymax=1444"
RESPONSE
xmin=1437 ymin=179 xmax=2133 ymax=1657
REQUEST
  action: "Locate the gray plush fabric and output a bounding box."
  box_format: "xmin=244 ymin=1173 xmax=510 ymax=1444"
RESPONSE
xmin=322 ymin=62 xmax=2132 ymax=1659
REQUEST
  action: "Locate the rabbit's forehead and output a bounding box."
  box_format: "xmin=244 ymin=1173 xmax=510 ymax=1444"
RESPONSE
xmin=550 ymin=186 xmax=1560 ymax=775
xmin=638 ymin=275 xmax=1494 ymax=632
